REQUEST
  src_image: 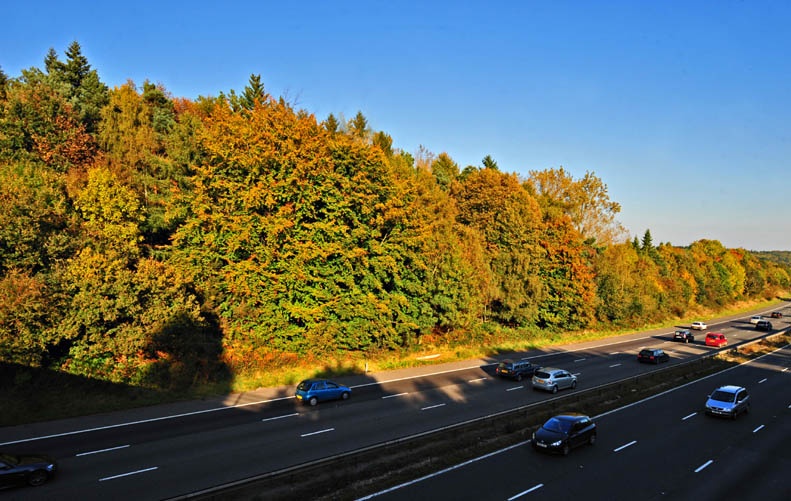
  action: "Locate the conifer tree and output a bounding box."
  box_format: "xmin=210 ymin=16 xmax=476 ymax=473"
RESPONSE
xmin=324 ymin=113 xmax=339 ymax=134
xmin=241 ymin=73 xmax=266 ymax=110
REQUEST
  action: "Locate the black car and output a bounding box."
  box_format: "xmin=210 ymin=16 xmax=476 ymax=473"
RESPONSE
xmin=495 ymin=359 xmax=535 ymax=381
xmin=637 ymin=348 xmax=669 ymax=364
xmin=673 ymin=329 xmax=694 ymax=343
xmin=755 ymin=320 xmax=773 ymax=332
xmin=0 ymin=453 xmax=57 ymax=488
xmin=770 ymin=311 xmax=783 ymax=318
xmin=532 ymin=413 xmax=597 ymax=455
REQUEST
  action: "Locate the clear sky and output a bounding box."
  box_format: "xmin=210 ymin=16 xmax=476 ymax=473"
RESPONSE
xmin=3 ymin=1 xmax=789 ymax=251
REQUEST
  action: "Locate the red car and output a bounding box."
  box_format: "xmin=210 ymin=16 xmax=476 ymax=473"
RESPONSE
xmin=705 ymin=332 xmax=728 ymax=347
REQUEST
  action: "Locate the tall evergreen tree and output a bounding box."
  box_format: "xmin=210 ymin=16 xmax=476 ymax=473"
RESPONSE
xmin=641 ymin=229 xmax=654 ymax=252
xmin=241 ymin=73 xmax=266 ymax=110
xmin=482 ymin=154 xmax=499 ymax=170
xmin=0 ymin=66 xmax=7 ymax=100
xmin=324 ymin=113 xmax=339 ymax=134
xmin=349 ymin=111 xmax=369 ymax=139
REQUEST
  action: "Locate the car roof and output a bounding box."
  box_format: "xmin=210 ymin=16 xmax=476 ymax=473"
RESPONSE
xmin=551 ymin=412 xmax=590 ymax=421
xmin=715 ymin=385 xmax=745 ymax=393
xmin=536 ymin=366 xmax=564 ymax=372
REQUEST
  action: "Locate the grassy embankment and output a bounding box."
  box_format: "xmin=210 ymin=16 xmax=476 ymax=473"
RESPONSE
xmin=2 ymin=297 xmax=785 ymax=426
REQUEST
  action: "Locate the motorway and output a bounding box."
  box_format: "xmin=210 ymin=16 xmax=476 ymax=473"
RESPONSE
xmin=1 ymin=305 xmax=789 ymax=500
xmin=370 ymin=345 xmax=791 ymax=501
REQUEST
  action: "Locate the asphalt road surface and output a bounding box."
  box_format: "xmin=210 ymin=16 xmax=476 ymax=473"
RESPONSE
xmin=1 ymin=305 xmax=788 ymax=500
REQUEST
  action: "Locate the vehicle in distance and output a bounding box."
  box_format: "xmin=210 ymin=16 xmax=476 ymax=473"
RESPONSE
xmin=637 ymin=348 xmax=669 ymax=364
xmin=690 ymin=321 xmax=707 ymax=330
xmin=705 ymin=332 xmax=728 ymax=347
xmin=705 ymin=385 xmax=750 ymax=419
xmin=673 ymin=329 xmax=694 ymax=343
xmin=295 ymin=379 xmax=351 ymax=406
xmin=0 ymin=452 xmax=57 ymax=488
xmin=750 ymin=315 xmax=764 ymax=324
xmin=495 ymin=359 xmax=535 ymax=381
xmin=532 ymin=413 xmax=597 ymax=455
xmin=532 ymin=367 xmax=577 ymax=393
xmin=755 ymin=320 xmax=773 ymax=331
xmin=770 ymin=311 xmax=783 ymax=318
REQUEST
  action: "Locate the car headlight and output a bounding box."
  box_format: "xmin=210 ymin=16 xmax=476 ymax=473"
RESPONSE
xmin=550 ymin=440 xmax=562 ymax=447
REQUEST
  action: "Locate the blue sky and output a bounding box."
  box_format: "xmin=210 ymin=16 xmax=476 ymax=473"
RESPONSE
xmin=4 ymin=1 xmax=790 ymax=250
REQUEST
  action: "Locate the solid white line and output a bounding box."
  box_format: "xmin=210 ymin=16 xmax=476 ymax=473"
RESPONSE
xmin=609 ymin=363 xmax=622 ymax=368
xmin=614 ymin=440 xmax=637 ymax=452
xmin=261 ymin=413 xmax=298 ymax=422
xmin=382 ymin=393 xmax=409 ymax=399
xmin=695 ymin=460 xmax=713 ymax=473
xmin=468 ymin=378 xmax=487 ymax=383
xmin=508 ymin=484 xmax=544 ymax=500
xmin=355 ymin=440 xmax=531 ymax=500
xmin=76 ymin=445 xmax=130 ymax=457
xmin=758 ymin=378 xmax=768 ymax=383
xmin=300 ymin=428 xmax=334 ymax=437
xmin=574 ymin=358 xmax=586 ymax=362
xmin=506 ymin=386 xmax=523 ymax=392
xmin=682 ymin=412 xmax=697 ymax=421
xmin=753 ymin=425 xmax=765 ymax=433
xmin=99 ymin=466 xmax=157 ymax=482
xmin=421 ymin=404 xmax=446 ymax=411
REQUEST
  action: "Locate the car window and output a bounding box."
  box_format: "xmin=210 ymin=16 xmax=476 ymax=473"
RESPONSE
xmin=711 ymin=390 xmax=735 ymax=403
xmin=535 ymin=371 xmax=550 ymax=378
xmin=543 ymin=418 xmax=572 ymax=433
xmin=326 ymin=382 xmax=338 ymax=389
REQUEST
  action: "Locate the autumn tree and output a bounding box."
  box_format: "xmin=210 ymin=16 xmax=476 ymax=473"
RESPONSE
xmin=430 ymin=152 xmax=459 ymax=191
xmin=528 ymin=167 xmax=624 ymax=245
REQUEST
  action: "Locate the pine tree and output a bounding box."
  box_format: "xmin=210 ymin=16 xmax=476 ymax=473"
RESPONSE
xmin=241 ymin=74 xmax=266 ymax=110
xmin=349 ymin=111 xmax=369 ymax=139
xmin=482 ymin=154 xmax=499 ymax=170
xmin=324 ymin=113 xmax=339 ymax=134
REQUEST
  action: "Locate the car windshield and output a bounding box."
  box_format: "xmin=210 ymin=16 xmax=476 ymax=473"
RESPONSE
xmin=534 ymin=370 xmax=550 ymax=378
xmin=0 ymin=453 xmax=18 ymax=465
xmin=543 ymin=417 xmax=572 ymax=433
xmin=710 ymin=390 xmax=735 ymax=403
xmin=639 ymin=350 xmax=653 ymax=356
xmin=498 ymin=362 xmax=514 ymax=369
xmin=296 ymin=381 xmax=313 ymax=391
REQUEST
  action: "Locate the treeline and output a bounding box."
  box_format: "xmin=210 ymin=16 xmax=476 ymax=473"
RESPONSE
xmin=1 ymin=43 xmax=788 ymax=389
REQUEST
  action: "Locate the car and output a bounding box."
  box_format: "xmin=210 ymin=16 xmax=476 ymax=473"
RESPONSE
xmin=495 ymin=359 xmax=536 ymax=381
xmin=673 ymin=329 xmax=694 ymax=343
xmin=705 ymin=385 xmax=750 ymax=419
xmin=691 ymin=321 xmax=707 ymax=330
xmin=0 ymin=452 xmax=57 ymax=488
xmin=295 ymin=379 xmax=351 ymax=406
xmin=749 ymin=315 xmax=764 ymax=324
xmin=637 ymin=348 xmax=669 ymax=364
xmin=705 ymin=332 xmax=728 ymax=347
xmin=531 ymin=367 xmax=577 ymax=393
xmin=532 ymin=413 xmax=597 ymax=455
xmin=770 ymin=311 xmax=783 ymax=318
xmin=755 ymin=320 xmax=773 ymax=331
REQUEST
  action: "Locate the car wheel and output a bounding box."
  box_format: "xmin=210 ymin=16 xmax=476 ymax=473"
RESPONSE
xmin=552 ymin=385 xmax=558 ymax=394
xmin=562 ymin=443 xmax=570 ymax=456
xmin=28 ymin=470 xmax=48 ymax=487
xmin=571 ymin=380 xmax=577 ymax=389
xmin=309 ymin=397 xmax=318 ymax=406
xmin=341 ymin=392 xmax=350 ymax=401
xmin=589 ymin=433 xmax=597 ymax=446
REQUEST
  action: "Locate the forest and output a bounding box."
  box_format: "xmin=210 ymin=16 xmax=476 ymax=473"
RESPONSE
xmin=1 ymin=42 xmax=789 ymax=390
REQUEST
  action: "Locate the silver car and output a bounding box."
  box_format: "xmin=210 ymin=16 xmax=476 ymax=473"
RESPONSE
xmin=705 ymin=385 xmax=750 ymax=419
xmin=532 ymin=367 xmax=577 ymax=394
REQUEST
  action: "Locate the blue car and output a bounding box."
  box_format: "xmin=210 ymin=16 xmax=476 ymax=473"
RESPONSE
xmin=295 ymin=379 xmax=351 ymax=406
